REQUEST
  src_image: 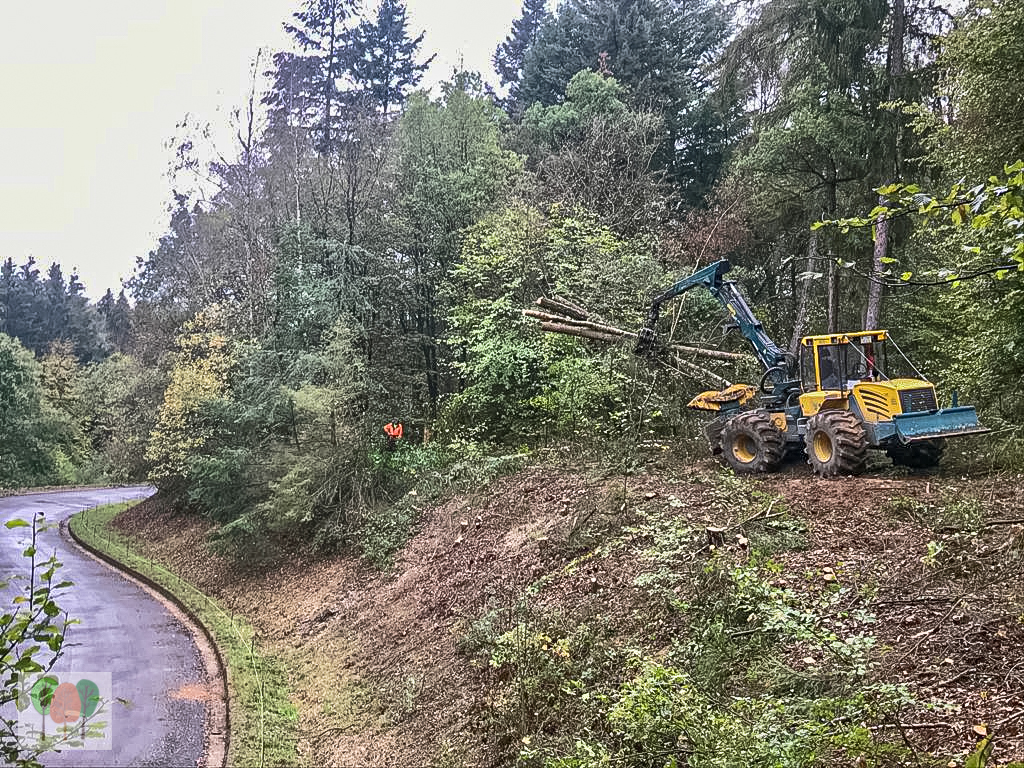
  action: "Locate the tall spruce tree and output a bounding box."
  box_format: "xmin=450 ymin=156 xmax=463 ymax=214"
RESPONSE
xmin=342 ymin=0 xmax=434 ymax=117
xmin=0 ymin=259 xmax=17 ymax=337
xmin=42 ymin=262 xmax=70 ymax=344
xmin=493 ymin=0 xmax=550 ymax=112
xmin=0 ymin=258 xmax=45 ymax=352
xmin=97 ymin=289 xmax=133 ymax=353
xmin=264 ymin=0 xmax=357 ymax=151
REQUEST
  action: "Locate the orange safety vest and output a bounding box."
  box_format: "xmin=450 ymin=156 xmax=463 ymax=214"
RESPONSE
xmin=384 ymin=422 xmax=403 ymax=439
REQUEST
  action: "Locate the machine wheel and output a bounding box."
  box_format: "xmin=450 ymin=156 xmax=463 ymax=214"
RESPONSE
xmin=704 ymin=418 xmax=727 ymax=456
xmin=720 ymin=410 xmax=786 ymax=473
xmin=887 ymin=438 xmax=945 ymax=469
xmin=804 ymin=411 xmax=868 ymax=477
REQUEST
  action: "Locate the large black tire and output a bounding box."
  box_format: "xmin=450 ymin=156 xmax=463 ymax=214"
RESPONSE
xmin=887 ymin=438 xmax=945 ymax=469
xmin=720 ymin=410 xmax=786 ymax=473
xmin=804 ymin=410 xmax=868 ymax=477
xmin=704 ymin=418 xmax=726 ymax=456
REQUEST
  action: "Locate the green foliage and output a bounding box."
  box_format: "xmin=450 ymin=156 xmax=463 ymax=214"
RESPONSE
xmin=263 ymin=0 xmax=357 ymax=150
xmin=822 ymin=162 xmax=1024 ymax=277
xmin=341 ymin=0 xmax=433 ymax=116
xmin=493 ymin=0 xmax=550 ymax=107
xmin=516 ymin=71 xmax=670 ymax=234
xmin=817 ymin=163 xmax=1024 ymax=423
xmin=76 ymin=354 xmax=165 ymax=482
xmin=385 ymin=72 xmax=525 ymax=415
xmin=521 ymin=70 xmax=631 ymax=147
xmin=0 ymin=258 xmax=108 ymax=362
xmin=940 ymin=0 xmax=1024 ymax=177
xmin=446 ymin=205 xmax=667 ymax=445
xmin=1 ymin=513 xmax=73 ymax=767
xmin=461 ymin=604 xmax=621 ymax=763
xmin=145 ymin=307 xmax=233 ymax=494
xmin=38 ymin=342 xmax=88 ymax=478
xmin=0 ymin=334 xmax=77 ymax=488
xmin=183 ymin=318 xmax=378 ymax=547
xmin=546 ymin=659 xmax=914 ymax=767
xmin=514 ymin=0 xmax=734 ymax=198
xmin=469 ymin=567 xmax=918 ymax=768
xmin=0 ymin=334 xmax=49 ymax=486
xmin=395 ymin=73 xmax=522 ymax=257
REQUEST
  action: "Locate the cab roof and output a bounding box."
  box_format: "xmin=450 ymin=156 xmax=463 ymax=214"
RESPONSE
xmin=800 ymin=330 xmax=887 ymax=346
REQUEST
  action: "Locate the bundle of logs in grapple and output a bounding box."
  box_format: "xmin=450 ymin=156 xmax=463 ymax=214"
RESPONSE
xmin=524 ymin=296 xmax=751 ymax=388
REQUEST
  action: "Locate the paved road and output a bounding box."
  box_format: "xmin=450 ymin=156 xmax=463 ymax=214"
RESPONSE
xmin=0 ymin=488 xmax=209 ymax=767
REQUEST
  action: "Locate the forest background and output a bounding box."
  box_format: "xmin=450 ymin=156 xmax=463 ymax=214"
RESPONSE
xmin=1 ymin=0 xmax=1022 ymax=552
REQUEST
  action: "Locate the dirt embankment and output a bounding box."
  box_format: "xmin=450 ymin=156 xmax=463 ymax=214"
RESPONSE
xmin=113 ymin=460 xmax=1024 ymax=766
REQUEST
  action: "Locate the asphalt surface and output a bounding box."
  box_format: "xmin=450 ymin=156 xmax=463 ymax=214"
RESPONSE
xmin=0 ymin=487 xmax=208 ymax=767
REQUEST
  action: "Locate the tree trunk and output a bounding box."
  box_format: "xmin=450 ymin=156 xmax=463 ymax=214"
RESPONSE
xmin=826 ymin=258 xmax=838 ymax=334
xmin=865 ymin=213 xmax=887 ymax=329
xmin=789 ymin=230 xmax=818 ymax=353
xmin=865 ymin=0 xmax=907 ymax=329
xmin=825 ymin=178 xmax=839 ymax=333
xmin=323 ymin=3 xmax=337 ymax=152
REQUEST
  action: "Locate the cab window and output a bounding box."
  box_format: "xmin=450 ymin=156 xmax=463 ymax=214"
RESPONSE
xmin=800 ymin=345 xmax=816 ymax=391
xmin=816 ymin=345 xmax=843 ymax=391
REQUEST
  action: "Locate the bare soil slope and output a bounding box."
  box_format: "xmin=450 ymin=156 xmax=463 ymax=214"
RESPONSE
xmin=113 ymin=459 xmax=1024 ymax=766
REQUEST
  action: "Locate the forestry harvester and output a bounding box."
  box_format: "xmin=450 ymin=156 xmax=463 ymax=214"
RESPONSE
xmin=635 ymin=260 xmax=989 ymax=476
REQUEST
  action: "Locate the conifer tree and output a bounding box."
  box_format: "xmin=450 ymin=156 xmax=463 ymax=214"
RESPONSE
xmin=264 ymin=0 xmax=357 ymax=151
xmin=343 ymin=0 xmax=435 ymax=117
xmin=98 ymin=289 xmax=133 ymax=353
xmin=515 ymin=0 xmax=733 ymax=199
xmin=493 ymin=0 xmax=550 ymax=112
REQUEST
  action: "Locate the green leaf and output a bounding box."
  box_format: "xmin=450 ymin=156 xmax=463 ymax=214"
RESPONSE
xmin=966 ymin=735 xmax=994 ymax=768
xmin=4 ymin=519 xmax=29 ymax=529
xmin=900 ymin=272 xmax=913 ymax=281
xmin=880 ymin=256 xmax=897 ymax=264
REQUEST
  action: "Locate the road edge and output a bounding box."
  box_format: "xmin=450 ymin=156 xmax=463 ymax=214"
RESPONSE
xmin=62 ymin=516 xmax=230 ymax=768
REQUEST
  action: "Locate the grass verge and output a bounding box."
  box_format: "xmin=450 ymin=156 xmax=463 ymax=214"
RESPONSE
xmin=69 ymin=501 xmax=299 ymax=767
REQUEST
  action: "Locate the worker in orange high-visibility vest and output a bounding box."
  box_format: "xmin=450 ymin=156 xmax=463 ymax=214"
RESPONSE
xmin=383 ymin=421 xmax=403 ymax=452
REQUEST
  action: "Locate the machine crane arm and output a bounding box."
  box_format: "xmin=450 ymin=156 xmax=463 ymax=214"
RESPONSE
xmin=636 ymin=260 xmax=791 ymax=375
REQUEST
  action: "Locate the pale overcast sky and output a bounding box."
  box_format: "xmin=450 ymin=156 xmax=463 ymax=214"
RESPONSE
xmin=0 ymin=0 xmax=522 ymax=298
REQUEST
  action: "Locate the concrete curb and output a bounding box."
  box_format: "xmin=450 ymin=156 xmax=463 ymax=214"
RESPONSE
xmin=63 ymin=514 xmax=230 ymax=768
